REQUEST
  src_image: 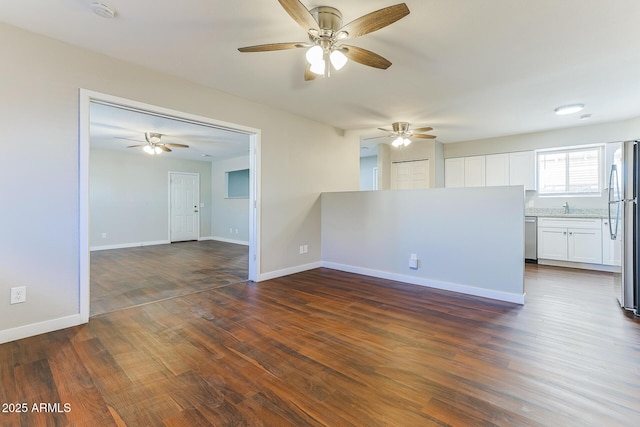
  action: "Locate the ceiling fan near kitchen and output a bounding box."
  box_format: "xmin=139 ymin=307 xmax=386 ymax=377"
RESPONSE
xmin=238 ymin=0 xmax=410 ymax=80
xmin=125 ymin=132 xmax=189 ymax=155
xmin=379 ymin=122 xmax=437 ymax=147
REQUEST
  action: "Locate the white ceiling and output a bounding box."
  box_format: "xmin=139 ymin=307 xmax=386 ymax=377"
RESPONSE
xmin=2 ymin=0 xmax=640 ymax=147
xmin=89 ymin=102 xmax=251 ymax=161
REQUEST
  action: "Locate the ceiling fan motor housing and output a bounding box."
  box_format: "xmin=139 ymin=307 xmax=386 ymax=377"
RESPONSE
xmin=392 ymin=122 xmax=411 ymax=135
xmin=310 ymin=7 xmax=343 ymax=35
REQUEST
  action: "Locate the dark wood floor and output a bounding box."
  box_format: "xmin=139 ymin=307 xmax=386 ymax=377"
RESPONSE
xmin=90 ymin=240 xmax=249 ymax=315
xmin=1 ymin=263 xmax=639 ymax=426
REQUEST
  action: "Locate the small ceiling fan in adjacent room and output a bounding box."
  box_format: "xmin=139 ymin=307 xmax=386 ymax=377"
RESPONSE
xmin=125 ymin=132 xmax=189 ymax=155
xmin=379 ymin=122 xmax=437 ymax=147
xmin=238 ymin=0 xmax=410 ymax=80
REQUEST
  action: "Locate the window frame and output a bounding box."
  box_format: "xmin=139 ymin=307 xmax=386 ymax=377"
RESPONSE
xmin=535 ymin=144 xmax=604 ymax=197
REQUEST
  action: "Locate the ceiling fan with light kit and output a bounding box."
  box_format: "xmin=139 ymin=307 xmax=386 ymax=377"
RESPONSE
xmin=379 ymin=122 xmax=437 ymax=147
xmin=238 ymin=0 xmax=410 ymax=80
xmin=124 ymin=132 xmax=190 ymax=155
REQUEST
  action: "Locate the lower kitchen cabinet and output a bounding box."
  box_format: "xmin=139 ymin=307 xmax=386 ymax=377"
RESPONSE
xmin=537 ymin=217 xmax=602 ymax=264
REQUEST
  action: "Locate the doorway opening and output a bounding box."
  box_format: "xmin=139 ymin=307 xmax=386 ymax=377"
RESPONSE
xmin=78 ymin=90 xmax=260 ymax=320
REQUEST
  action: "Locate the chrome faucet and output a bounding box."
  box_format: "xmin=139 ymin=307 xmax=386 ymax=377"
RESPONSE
xmin=562 ymin=202 xmax=569 ymax=214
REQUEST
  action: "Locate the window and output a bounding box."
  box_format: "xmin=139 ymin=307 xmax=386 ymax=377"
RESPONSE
xmin=537 ymin=146 xmax=602 ymax=196
xmin=226 ymin=169 xmax=249 ymax=198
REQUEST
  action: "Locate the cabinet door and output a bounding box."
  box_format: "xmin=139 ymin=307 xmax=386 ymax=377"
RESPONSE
xmin=538 ymin=227 xmax=568 ymax=260
xmin=485 ymin=153 xmax=510 ymax=186
xmin=464 ymin=156 xmax=486 ymax=187
xmin=445 ymin=158 xmax=465 ymax=188
xmin=509 ymin=151 xmax=535 ymax=190
xmin=568 ymin=228 xmax=602 ymax=264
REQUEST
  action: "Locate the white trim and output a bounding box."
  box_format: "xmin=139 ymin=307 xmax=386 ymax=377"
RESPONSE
xmin=90 ymin=240 xmax=170 ymax=251
xmin=537 ymin=258 xmax=618 ymax=272
xmin=79 ymin=89 xmax=261 ymax=320
xmin=258 ymin=261 xmax=323 ymax=282
xmin=0 ymin=314 xmax=85 ymax=345
xmin=322 ymin=262 xmax=526 ymax=305
xmin=204 ymin=236 xmax=250 ymax=246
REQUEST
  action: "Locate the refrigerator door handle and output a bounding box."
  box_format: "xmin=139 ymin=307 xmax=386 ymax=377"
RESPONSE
xmin=608 ymin=165 xmax=620 ymax=240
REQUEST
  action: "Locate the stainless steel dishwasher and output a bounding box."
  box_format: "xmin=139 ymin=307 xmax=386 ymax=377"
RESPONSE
xmin=525 ymin=216 xmax=537 ymax=262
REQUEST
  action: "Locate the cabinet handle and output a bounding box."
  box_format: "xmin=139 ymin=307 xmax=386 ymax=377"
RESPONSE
xmin=563 ymin=231 xmax=567 ymax=235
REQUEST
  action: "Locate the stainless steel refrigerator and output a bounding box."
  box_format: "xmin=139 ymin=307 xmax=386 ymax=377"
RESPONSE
xmin=608 ymin=140 xmax=639 ymax=314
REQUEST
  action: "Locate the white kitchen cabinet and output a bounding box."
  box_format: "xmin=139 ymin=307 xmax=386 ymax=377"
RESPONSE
xmin=538 ymin=217 xmax=602 ymax=264
xmin=485 ymin=153 xmax=510 ymax=186
xmin=464 ymin=156 xmax=486 ymax=187
xmin=538 ymin=227 xmax=569 ymax=260
xmin=444 ymin=158 xmax=465 ymax=188
xmin=567 ymin=228 xmax=603 ymax=264
xmin=509 ymin=151 xmax=535 ymax=190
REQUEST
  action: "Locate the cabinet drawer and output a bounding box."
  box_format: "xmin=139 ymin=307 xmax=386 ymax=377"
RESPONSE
xmin=538 ymin=217 xmax=601 ymax=229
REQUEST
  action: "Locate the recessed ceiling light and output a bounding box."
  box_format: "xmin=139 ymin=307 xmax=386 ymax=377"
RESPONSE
xmin=91 ymin=2 xmax=116 ymax=19
xmin=554 ymin=104 xmax=585 ymax=115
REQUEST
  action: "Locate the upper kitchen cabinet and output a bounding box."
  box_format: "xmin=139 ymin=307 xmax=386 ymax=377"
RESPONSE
xmin=509 ymin=151 xmax=535 ymax=190
xmin=485 ymin=153 xmax=510 ymax=186
xmin=444 ymin=157 xmax=465 ymax=188
xmin=464 ymin=156 xmax=486 ymax=187
xmin=445 ymin=150 xmax=535 ymax=189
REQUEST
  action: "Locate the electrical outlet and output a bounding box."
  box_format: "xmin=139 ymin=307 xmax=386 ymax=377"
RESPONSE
xmin=101 ymin=232 xmax=107 ymax=239
xmin=10 ymin=286 xmax=26 ymax=304
xmin=299 ymin=245 xmax=304 ymax=254
xmin=303 ymin=245 xmax=308 ymax=253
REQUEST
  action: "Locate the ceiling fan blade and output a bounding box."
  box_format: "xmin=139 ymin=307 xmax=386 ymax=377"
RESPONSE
xmin=163 ymin=143 xmax=189 ymax=148
xmin=277 ymin=0 xmax=319 ymax=32
xmin=411 ymin=134 xmax=437 ymax=139
xmin=377 ymin=127 xmax=392 ymax=132
xmin=412 ymin=127 xmax=433 ymax=133
xmin=238 ymin=42 xmax=307 ymax=52
xmin=126 ymin=144 xmax=144 ymax=148
xmin=304 ymin=64 xmax=318 ymax=81
xmin=158 ymin=145 xmax=172 ymax=152
xmin=338 ymin=3 xmax=410 ymax=39
xmin=116 ymin=136 xmax=145 ymax=143
xmin=342 ymin=45 xmax=391 ymax=69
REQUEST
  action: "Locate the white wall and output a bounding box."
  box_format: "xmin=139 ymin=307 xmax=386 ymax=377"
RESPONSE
xmin=90 ymin=150 xmax=212 ymax=249
xmin=210 ymin=155 xmax=250 ymax=244
xmin=321 ymin=187 xmax=525 ymax=303
xmin=0 ymin=22 xmax=358 ymax=343
xmin=443 ymin=117 xmax=640 ymax=158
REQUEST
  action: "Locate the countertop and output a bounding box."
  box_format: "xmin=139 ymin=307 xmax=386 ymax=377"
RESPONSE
xmin=524 ymin=208 xmax=608 ymax=219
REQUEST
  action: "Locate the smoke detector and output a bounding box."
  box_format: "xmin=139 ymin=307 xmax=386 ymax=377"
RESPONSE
xmin=91 ymin=2 xmax=116 ymax=19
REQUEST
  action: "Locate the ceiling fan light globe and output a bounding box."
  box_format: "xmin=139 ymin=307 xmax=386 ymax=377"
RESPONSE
xmin=310 ymin=60 xmax=325 ymax=75
xmin=403 ymin=138 xmax=411 ymax=146
xmin=330 ymin=50 xmax=347 ymax=70
xmin=143 ymin=145 xmax=155 ymax=155
xmin=305 ymin=45 xmax=323 ymax=65
xmin=392 ymin=136 xmax=403 ymax=147
xmin=154 ymin=146 xmax=163 ymax=154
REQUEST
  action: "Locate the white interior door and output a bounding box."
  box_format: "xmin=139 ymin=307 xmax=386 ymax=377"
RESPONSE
xmin=391 ymin=160 xmax=430 ymax=190
xmin=170 ymin=172 xmax=200 ymax=242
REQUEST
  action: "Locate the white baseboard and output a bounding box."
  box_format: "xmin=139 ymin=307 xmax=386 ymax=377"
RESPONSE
xmin=258 ymin=261 xmax=323 ymax=282
xmin=322 ymin=262 xmax=526 ymax=305
xmin=538 ymin=258 xmax=618 ymax=272
xmin=203 ymin=236 xmax=249 ymax=246
xmin=0 ymin=314 xmax=86 ymax=345
xmin=90 ymin=240 xmax=170 ymax=251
